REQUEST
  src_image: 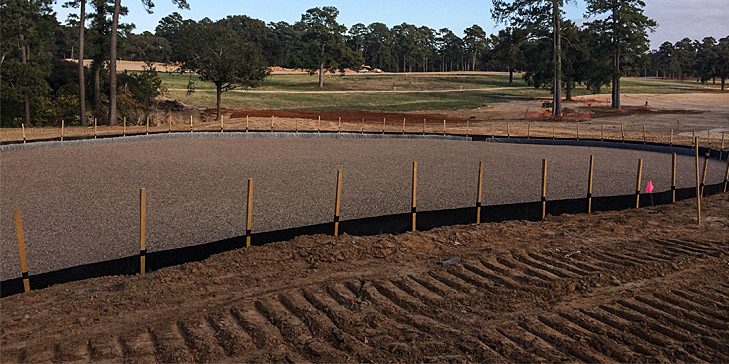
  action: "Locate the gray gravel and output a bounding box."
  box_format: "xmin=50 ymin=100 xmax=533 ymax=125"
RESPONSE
xmin=1 ymin=135 xmax=725 ymax=279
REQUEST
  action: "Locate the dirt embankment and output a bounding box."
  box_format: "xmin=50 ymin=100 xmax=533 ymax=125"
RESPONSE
xmin=2 ymin=194 xmax=728 ymax=363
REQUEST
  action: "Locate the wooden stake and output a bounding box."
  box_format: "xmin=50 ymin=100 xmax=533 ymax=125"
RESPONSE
xmin=190 ymin=115 xmax=193 ymax=133
xmin=271 ymin=116 xmax=274 ymax=132
xmin=94 ymin=118 xmax=97 ymax=139
xmin=552 ymin=125 xmax=555 ymax=140
xmin=670 ymin=129 xmax=674 ymax=147
xmin=333 ymin=170 xmax=342 ymax=236
xmin=318 ymin=115 xmax=321 ymax=132
xmin=383 ymin=118 xmax=386 ymax=134
xmin=123 ymin=117 xmax=126 ymax=136
xmin=707 ymin=129 xmax=711 ymax=146
xmin=412 ymin=162 xmax=418 ymax=232
xmin=466 ymin=119 xmax=469 ymax=138
xmin=527 ymin=123 xmax=531 ymax=139
xmin=14 ymin=210 xmax=30 ymax=292
xmin=507 ymin=122 xmax=510 ymax=138
xmin=476 ymin=161 xmax=483 ymax=224
xmin=601 ymin=125 xmax=604 ymax=141
xmin=587 ymin=155 xmax=594 ymax=213
xmin=246 ymin=115 xmax=249 ymax=132
xmin=22 ymin=123 xmax=26 ymax=143
xmin=443 ymin=119 xmax=446 ymax=135
xmin=140 ymin=188 xmax=146 ymax=275
xmin=168 ymin=114 xmax=171 ymax=133
xmin=694 ymin=139 xmax=701 ymax=225
xmin=635 ymin=159 xmax=643 ymax=208
xmin=361 ymin=118 xmax=364 ymax=133
xmin=723 ymin=156 xmax=729 ymax=193
xmin=246 ymin=178 xmax=253 ymax=248
xmin=671 ymin=153 xmax=677 ymax=203
xmin=402 ymin=118 xmax=405 ymax=134
xmin=61 ymin=120 xmax=64 ymax=141
xmin=338 ymin=116 xmax=341 ymax=133
xmin=492 ymin=121 xmax=495 ymax=139
xmin=423 ymin=119 xmax=426 ymax=135
xmin=621 ymin=124 xmax=624 ymax=143
xmin=220 ymin=114 xmax=224 ymax=132
xmin=700 ymin=151 xmax=709 ymax=197
xmin=692 ymin=130 xmax=695 ymax=147
xmin=643 ymin=125 xmax=646 ymax=145
xmin=541 ymin=159 xmax=548 ymax=220
xmin=146 ymin=117 xmax=149 ymax=135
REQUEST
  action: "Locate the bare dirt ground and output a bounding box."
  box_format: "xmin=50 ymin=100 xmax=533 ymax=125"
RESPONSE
xmin=1 ymin=194 xmax=728 ymax=363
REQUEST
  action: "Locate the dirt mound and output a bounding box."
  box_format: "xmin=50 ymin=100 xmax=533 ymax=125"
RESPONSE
xmin=2 ymin=194 xmax=728 ymax=362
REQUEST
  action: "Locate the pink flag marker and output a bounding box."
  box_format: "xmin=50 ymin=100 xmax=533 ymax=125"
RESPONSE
xmin=646 ymin=180 xmax=654 ymax=193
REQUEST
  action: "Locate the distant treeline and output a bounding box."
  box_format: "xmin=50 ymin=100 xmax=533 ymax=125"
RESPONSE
xmin=1 ymin=0 xmax=728 ymax=127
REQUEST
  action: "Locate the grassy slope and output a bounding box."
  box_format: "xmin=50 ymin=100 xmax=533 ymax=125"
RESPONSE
xmin=157 ymin=72 xmax=717 ymax=112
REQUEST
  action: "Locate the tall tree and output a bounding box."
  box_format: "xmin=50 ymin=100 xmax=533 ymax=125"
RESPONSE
xmin=294 ymin=7 xmax=360 ymax=88
xmin=64 ymin=0 xmax=88 ymax=125
xmin=585 ymin=0 xmax=655 ymax=109
xmin=716 ymin=37 xmax=729 ymax=91
xmin=492 ymin=0 xmax=572 ymax=117
xmin=177 ymin=19 xmax=269 ymax=121
xmin=463 ymin=25 xmax=487 ymax=71
xmin=490 ymin=27 xmax=526 ymax=84
xmin=107 ymin=0 xmax=188 ymax=126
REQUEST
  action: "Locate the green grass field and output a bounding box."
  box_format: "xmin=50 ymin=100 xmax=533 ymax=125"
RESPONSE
xmin=157 ymin=72 xmax=718 ymax=112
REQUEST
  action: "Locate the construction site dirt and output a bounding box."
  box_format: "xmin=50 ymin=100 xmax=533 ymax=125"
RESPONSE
xmin=1 ymin=193 xmax=728 ymax=363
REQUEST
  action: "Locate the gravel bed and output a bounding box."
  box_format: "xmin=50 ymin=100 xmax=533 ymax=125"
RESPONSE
xmin=1 ymin=136 xmax=725 ymax=279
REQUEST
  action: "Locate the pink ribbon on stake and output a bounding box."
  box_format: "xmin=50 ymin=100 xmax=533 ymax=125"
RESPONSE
xmin=646 ymin=180 xmax=654 ymax=193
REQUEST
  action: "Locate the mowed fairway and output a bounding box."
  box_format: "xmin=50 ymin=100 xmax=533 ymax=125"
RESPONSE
xmin=160 ymin=72 xmax=722 ymax=112
xmin=1 ymin=135 xmax=726 ymax=279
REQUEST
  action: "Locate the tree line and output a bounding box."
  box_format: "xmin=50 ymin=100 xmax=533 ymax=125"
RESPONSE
xmin=2 ymin=0 xmax=728 ymax=126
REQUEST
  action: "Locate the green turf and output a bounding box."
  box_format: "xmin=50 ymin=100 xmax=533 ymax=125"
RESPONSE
xmin=155 ymin=72 xmax=717 ymax=111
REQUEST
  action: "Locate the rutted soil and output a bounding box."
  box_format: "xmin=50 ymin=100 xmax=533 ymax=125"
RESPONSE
xmin=2 ymin=194 xmax=728 ymax=363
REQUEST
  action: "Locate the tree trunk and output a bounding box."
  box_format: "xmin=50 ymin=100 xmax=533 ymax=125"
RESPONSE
xmin=216 ymin=84 xmax=222 ymax=121
xmin=78 ymin=0 xmax=87 ymax=126
xmin=19 ymin=35 xmax=31 ymax=126
xmin=509 ymin=68 xmax=513 ymax=85
xmin=552 ymin=0 xmax=562 ymax=117
xmin=107 ymin=0 xmax=121 ymax=126
xmin=611 ymin=4 xmax=621 ymax=110
xmin=94 ymin=66 xmax=101 ymax=117
xmin=722 ymin=77 xmax=726 ymax=91
xmin=566 ymin=80 xmax=572 ymax=101
xmin=318 ymin=62 xmax=324 ymax=88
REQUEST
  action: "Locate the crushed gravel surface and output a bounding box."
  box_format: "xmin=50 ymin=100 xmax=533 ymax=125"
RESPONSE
xmin=1 ymin=136 xmax=725 ymax=279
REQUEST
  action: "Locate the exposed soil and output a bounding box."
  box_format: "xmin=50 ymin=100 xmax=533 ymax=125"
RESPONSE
xmin=224 ymin=108 xmax=460 ymax=124
xmin=1 ymin=194 xmax=728 ymax=363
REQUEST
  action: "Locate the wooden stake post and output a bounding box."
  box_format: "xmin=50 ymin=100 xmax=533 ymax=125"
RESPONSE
xmin=190 ymin=115 xmax=193 ymax=132
xmin=541 ymin=159 xmax=548 ymax=220
xmin=576 ymin=125 xmax=580 ymax=140
xmin=22 ymin=124 xmax=26 ymax=143
xmin=271 ymin=116 xmax=275 ymax=132
xmin=383 ymin=118 xmax=386 ymax=134
xmin=423 ymin=119 xmax=426 ymax=135
xmin=140 ymin=188 xmax=146 ymax=275
xmin=333 ymin=170 xmax=343 ymax=236
xmin=587 ymin=155 xmax=594 ymax=213
xmin=246 ymin=115 xmax=249 ymax=132
xmin=443 ymin=120 xmax=446 ymax=135
xmin=552 ymin=125 xmax=555 ymax=140
xmin=621 ymin=124 xmax=624 ymax=143
xmin=643 ymin=125 xmax=647 ymax=145
xmin=411 ymin=162 xmax=418 ymax=231
xmin=476 ymin=161 xmax=483 ymax=224
xmin=402 ymin=118 xmax=405 ymax=134
xmin=601 ymin=125 xmax=604 ymax=141
xmin=700 ymin=151 xmax=709 ymax=197
xmin=671 ymin=153 xmax=677 ymax=202
xmin=507 ymin=123 xmax=510 ymax=138
xmin=635 ymin=159 xmax=643 ymax=208
xmin=220 ymin=115 xmax=224 ymax=132
xmin=61 ymin=120 xmax=65 ymax=141
xmin=318 ymin=116 xmax=321 ymax=132
xmin=123 ymin=117 xmax=126 ymax=136
xmin=694 ymin=139 xmax=701 ymax=225
xmin=527 ymin=123 xmax=531 ymax=139
xmin=94 ymin=118 xmax=97 ymax=139
xmin=723 ymin=156 xmax=729 ymax=193
xmin=338 ymin=117 xmax=342 ymax=133
xmin=168 ymin=115 xmax=172 ymax=132
xmin=14 ymin=210 xmax=30 ymax=292
xmin=146 ymin=117 xmax=149 ymax=135
xmin=246 ymin=178 xmax=253 ymax=248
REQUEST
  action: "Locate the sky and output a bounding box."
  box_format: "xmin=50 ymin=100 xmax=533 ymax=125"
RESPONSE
xmin=52 ymin=0 xmax=729 ymax=49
